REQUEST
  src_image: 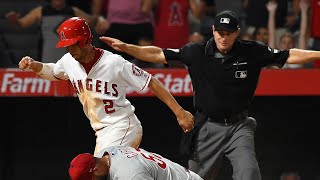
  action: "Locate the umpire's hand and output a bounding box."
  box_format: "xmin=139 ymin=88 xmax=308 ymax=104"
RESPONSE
xmin=99 ymin=36 xmax=127 ymax=52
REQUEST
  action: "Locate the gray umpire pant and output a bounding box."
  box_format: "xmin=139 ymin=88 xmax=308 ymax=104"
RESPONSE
xmin=188 ymin=117 xmax=261 ymax=180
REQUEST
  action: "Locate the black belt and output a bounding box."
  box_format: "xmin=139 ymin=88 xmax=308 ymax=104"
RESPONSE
xmin=207 ymin=110 xmax=248 ymax=126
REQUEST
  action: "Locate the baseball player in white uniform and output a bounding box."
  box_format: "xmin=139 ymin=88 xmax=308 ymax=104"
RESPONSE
xmin=69 ymin=145 xmax=204 ymax=180
xmin=18 ymin=17 xmax=194 ymax=157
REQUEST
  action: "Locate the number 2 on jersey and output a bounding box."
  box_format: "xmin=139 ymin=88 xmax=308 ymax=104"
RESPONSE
xmin=103 ymin=99 xmax=115 ymax=114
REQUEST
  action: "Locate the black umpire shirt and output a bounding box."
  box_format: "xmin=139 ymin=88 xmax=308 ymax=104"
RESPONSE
xmin=163 ymin=38 xmax=289 ymax=118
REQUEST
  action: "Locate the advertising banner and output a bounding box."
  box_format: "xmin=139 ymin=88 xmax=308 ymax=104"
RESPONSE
xmin=1 ymin=68 xmax=320 ymax=96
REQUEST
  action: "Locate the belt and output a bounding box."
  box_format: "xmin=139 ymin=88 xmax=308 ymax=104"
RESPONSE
xmin=207 ymin=110 xmax=248 ymax=126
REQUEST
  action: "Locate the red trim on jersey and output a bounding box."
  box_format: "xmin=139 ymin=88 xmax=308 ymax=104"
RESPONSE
xmin=141 ymin=74 xmax=152 ymax=91
xmin=81 ymin=48 xmax=104 ymax=74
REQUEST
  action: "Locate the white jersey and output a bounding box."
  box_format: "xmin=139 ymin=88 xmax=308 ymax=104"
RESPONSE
xmin=96 ymin=146 xmax=204 ymax=180
xmin=51 ymin=48 xmax=151 ymax=130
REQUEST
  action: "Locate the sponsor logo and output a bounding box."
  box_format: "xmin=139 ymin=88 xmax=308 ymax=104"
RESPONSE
xmin=1 ymin=73 xmax=51 ymax=93
xmin=0 ymin=69 xmax=194 ymax=96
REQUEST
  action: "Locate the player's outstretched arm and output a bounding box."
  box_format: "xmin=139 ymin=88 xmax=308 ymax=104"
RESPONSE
xmin=148 ymin=76 xmax=194 ymax=133
xmin=18 ymin=56 xmax=59 ymax=81
xmin=99 ymin=36 xmax=167 ymax=64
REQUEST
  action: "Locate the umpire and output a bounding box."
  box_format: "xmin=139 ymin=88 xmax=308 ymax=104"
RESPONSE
xmin=100 ymin=9 xmax=320 ymax=180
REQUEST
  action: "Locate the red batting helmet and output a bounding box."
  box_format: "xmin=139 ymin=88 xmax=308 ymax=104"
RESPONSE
xmin=56 ymin=17 xmax=92 ymax=48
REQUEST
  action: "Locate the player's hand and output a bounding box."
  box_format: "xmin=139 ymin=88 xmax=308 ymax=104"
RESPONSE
xmin=99 ymin=36 xmax=127 ymax=52
xmin=176 ymin=109 xmax=194 ymax=133
xmin=18 ymin=56 xmax=40 ymax=72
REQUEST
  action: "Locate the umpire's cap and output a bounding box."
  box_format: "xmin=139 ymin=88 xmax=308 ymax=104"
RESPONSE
xmin=69 ymin=153 xmax=95 ymax=180
xmin=214 ymin=10 xmax=239 ymax=32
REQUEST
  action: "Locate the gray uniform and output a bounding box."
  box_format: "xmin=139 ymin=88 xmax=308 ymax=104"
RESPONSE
xmin=95 ymin=146 xmax=203 ymax=180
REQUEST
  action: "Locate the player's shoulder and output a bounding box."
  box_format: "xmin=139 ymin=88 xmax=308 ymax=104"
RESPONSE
xmin=101 ymin=50 xmax=127 ymax=64
xmin=59 ymin=53 xmax=74 ymax=64
xmin=102 ymin=50 xmax=124 ymax=59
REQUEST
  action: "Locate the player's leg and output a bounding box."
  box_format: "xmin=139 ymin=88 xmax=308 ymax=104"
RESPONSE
xmin=225 ymin=117 xmax=261 ymax=180
xmin=117 ymin=116 xmax=143 ymax=148
xmin=94 ymin=114 xmax=143 ymax=156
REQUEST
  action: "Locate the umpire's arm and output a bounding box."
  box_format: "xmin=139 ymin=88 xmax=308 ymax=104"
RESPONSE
xmin=99 ymin=36 xmax=168 ymax=64
xmin=126 ymin=45 xmax=168 ymax=64
xmin=287 ymin=49 xmax=320 ymax=64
